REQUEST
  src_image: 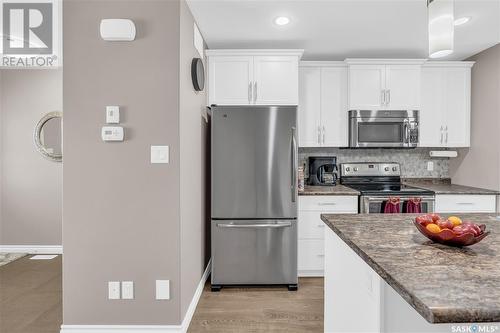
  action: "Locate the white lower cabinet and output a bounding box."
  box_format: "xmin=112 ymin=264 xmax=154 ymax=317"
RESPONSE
xmin=298 ymin=195 xmax=358 ymax=276
xmin=435 ymin=195 xmax=496 ymax=213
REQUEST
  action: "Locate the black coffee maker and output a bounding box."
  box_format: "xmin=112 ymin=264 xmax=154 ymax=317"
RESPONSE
xmin=308 ymin=157 xmax=338 ymax=186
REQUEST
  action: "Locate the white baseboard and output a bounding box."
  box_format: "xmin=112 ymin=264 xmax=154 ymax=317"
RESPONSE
xmin=180 ymin=258 xmax=211 ymax=331
xmin=60 ymin=259 xmax=211 ymax=333
xmin=298 ymin=270 xmax=324 ymax=277
xmin=0 ymin=245 xmax=62 ymax=254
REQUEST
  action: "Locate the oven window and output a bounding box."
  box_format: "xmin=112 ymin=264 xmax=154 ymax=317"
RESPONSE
xmin=358 ymin=123 xmax=403 ymax=143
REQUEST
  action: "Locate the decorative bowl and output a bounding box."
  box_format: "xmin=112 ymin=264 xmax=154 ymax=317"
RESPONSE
xmin=413 ymin=216 xmax=490 ymax=247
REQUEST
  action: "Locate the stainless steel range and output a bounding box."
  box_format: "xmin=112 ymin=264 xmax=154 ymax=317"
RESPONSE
xmin=340 ymin=162 xmax=435 ymax=213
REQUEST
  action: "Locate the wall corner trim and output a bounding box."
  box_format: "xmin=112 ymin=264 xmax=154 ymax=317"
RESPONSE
xmin=60 ymin=260 xmax=211 ymax=333
xmin=0 ymin=245 xmax=63 ymax=254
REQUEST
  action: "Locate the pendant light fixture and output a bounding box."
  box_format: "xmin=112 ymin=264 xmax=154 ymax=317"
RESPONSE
xmin=428 ymin=0 xmax=454 ymax=58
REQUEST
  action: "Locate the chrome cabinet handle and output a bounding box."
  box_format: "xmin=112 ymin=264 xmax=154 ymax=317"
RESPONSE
xmin=381 ymin=90 xmax=385 ymax=106
xmin=317 ymin=126 xmax=321 ymax=145
xmin=253 ymin=82 xmax=257 ymax=103
xmin=387 ymin=89 xmax=391 ymax=105
xmin=291 ymin=127 xmax=297 ymax=203
xmin=217 ymin=222 xmax=292 ymax=228
xmin=248 ymin=82 xmax=252 ymax=103
xmin=322 ymin=125 xmax=325 ymax=144
xmin=457 ymin=202 xmax=474 ymax=205
xmin=440 ymin=125 xmax=444 ymax=144
xmin=445 ymin=125 xmax=448 ymax=144
xmin=317 ymin=224 xmax=325 ymax=227
xmin=318 ymin=202 xmax=336 ymax=206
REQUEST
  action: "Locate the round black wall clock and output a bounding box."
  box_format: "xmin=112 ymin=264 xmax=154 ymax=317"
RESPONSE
xmin=191 ymin=58 xmax=205 ymax=91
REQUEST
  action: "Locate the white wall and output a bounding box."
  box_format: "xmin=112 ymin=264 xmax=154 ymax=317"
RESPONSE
xmin=0 ymin=69 xmax=63 ymax=245
xmin=450 ymin=44 xmax=500 ymax=192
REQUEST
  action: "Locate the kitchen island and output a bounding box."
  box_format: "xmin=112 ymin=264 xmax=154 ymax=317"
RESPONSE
xmin=321 ymin=213 xmax=500 ymax=333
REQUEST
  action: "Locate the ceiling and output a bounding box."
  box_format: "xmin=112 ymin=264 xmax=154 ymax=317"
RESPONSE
xmin=187 ymin=0 xmax=500 ymax=61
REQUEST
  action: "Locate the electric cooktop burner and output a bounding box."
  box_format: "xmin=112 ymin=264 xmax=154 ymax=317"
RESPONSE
xmin=340 ymin=162 xmax=435 ymax=197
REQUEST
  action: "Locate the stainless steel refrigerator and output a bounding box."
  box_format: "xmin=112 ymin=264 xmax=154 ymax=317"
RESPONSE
xmin=210 ymin=105 xmax=298 ymax=291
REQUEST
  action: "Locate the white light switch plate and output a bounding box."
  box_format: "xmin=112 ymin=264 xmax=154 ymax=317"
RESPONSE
xmin=156 ymin=280 xmax=170 ymax=300
xmin=121 ymin=281 xmax=134 ymax=300
xmin=427 ymin=161 xmax=434 ymax=171
xmin=151 ymin=146 xmax=169 ymax=164
xmin=108 ymin=281 xmax=121 ymax=300
xmin=106 ymin=106 xmax=120 ymax=124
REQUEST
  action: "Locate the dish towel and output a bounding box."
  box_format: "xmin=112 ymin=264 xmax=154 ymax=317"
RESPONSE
xmin=405 ymin=197 xmax=422 ymax=213
xmin=383 ymin=197 xmax=400 ymax=213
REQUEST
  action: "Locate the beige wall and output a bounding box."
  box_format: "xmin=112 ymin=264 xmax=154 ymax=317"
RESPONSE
xmin=0 ymin=69 xmax=62 ymax=245
xmin=450 ymin=44 xmax=500 ymax=191
xmin=179 ymin=0 xmax=209 ymax=318
xmin=63 ymin=0 xmax=208 ymax=326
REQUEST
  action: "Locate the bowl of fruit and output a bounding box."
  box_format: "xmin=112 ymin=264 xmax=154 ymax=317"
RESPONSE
xmin=414 ymin=214 xmax=490 ymax=247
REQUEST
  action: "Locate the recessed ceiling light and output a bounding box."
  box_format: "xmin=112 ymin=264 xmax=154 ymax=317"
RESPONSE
xmin=274 ymin=16 xmax=290 ymax=26
xmin=454 ymin=16 xmax=471 ymax=26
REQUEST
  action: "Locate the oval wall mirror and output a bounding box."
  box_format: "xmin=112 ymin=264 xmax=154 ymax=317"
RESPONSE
xmin=34 ymin=111 xmax=63 ymax=162
xmin=191 ymin=57 xmax=205 ymax=91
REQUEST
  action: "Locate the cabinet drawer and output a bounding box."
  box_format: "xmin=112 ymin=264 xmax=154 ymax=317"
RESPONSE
xmin=298 ymin=239 xmax=324 ymax=271
xmin=299 ymin=196 xmax=358 ymax=212
xmin=298 ymin=211 xmax=327 ymax=239
xmin=435 ymin=195 xmax=496 ymax=213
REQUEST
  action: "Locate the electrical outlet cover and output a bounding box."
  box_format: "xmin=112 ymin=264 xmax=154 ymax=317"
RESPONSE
xmin=108 ymin=281 xmax=120 ymax=300
xmin=121 ymin=281 xmax=134 ymax=300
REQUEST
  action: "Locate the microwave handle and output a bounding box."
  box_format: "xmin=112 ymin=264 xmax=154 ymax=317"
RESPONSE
xmin=404 ymin=119 xmax=410 ymax=145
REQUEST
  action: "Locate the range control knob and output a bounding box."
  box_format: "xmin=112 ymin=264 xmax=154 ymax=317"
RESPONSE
xmin=392 ymin=167 xmax=398 ymax=171
xmin=353 ymin=167 xmax=359 ymax=172
xmin=384 ymin=167 xmax=390 ymax=171
xmin=346 ymin=167 xmax=350 ymax=172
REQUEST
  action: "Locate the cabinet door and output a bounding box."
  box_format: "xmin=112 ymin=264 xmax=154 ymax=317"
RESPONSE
xmin=298 ymin=67 xmax=321 ymax=147
xmin=321 ymin=67 xmax=348 ymax=147
xmin=444 ymin=67 xmax=471 ymax=147
xmin=208 ymin=56 xmax=253 ymax=105
xmin=348 ymin=65 xmax=385 ymax=109
xmin=253 ymin=56 xmax=299 ymax=105
xmin=385 ymin=65 xmax=421 ymax=109
xmin=420 ymin=67 xmax=445 ymax=147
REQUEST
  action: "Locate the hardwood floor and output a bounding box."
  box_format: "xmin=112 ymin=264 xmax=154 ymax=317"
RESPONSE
xmin=188 ymin=277 xmax=324 ymax=333
xmin=0 ymin=255 xmax=62 ymax=333
xmin=0 ymin=257 xmax=322 ymax=333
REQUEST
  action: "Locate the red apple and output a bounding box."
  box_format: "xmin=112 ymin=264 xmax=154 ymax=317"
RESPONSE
xmin=452 ymin=225 xmax=467 ymax=235
xmin=429 ymin=213 xmax=442 ymax=223
xmin=437 ymin=219 xmax=454 ymax=230
xmin=416 ymin=215 xmax=433 ymax=226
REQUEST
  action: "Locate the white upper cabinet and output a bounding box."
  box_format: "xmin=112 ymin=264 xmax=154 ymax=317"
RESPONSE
xmin=385 ymin=65 xmax=421 ymax=109
xmin=348 ymin=65 xmax=386 ymax=109
xmin=321 ymin=66 xmax=348 ymax=147
xmin=346 ymin=60 xmax=424 ymax=110
xmin=420 ymin=62 xmax=473 ymax=148
xmin=253 ymin=56 xmax=299 ymax=105
xmin=298 ymin=62 xmax=348 ymax=147
xmin=207 ymin=50 xmax=303 ymax=106
xmin=208 ymin=56 xmax=254 ymax=105
xmin=298 ymin=67 xmax=321 ymax=147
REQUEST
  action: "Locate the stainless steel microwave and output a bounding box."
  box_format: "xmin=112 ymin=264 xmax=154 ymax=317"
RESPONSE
xmin=348 ymin=110 xmax=419 ymax=148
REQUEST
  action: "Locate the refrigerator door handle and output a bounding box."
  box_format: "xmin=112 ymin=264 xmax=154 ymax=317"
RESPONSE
xmin=291 ymin=126 xmax=297 ymax=203
xmin=217 ymin=222 xmax=292 ymax=228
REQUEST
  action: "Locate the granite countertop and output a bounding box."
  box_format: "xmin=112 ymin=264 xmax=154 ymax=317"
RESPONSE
xmin=299 ymin=185 xmax=360 ymax=196
xmin=404 ymin=179 xmax=499 ymax=195
xmin=321 ymin=213 xmax=500 ymax=323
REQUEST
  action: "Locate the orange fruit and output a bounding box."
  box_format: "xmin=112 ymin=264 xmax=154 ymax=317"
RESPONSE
xmin=426 ymin=223 xmax=441 ymax=233
xmin=448 ymin=216 xmax=462 ymax=227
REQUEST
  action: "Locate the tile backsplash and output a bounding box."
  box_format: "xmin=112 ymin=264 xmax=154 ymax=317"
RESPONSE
xmin=299 ymin=147 xmax=450 ymax=179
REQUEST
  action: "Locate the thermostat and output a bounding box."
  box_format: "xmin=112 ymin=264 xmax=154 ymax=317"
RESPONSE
xmin=102 ymin=126 xmax=124 ymax=141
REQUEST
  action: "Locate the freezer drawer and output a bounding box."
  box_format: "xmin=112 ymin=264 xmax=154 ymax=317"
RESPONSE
xmin=211 ymin=219 xmax=298 ymax=285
